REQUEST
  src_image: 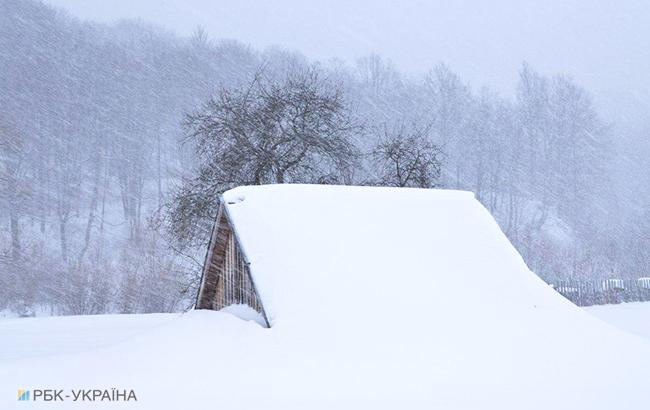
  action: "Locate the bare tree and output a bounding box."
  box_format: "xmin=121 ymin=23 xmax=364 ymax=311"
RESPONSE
xmin=370 ymin=124 xmax=443 ymax=188
xmin=356 ymin=54 xmax=401 ymax=96
xmin=0 ymin=118 xmax=31 ymax=262
xmin=168 ymin=66 xmax=360 ymax=248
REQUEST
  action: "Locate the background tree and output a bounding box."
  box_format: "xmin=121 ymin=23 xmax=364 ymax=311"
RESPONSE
xmin=0 ymin=118 xmax=31 ymax=262
xmin=370 ymin=124 xmax=442 ymax=188
xmin=0 ymin=116 xmax=34 ymax=313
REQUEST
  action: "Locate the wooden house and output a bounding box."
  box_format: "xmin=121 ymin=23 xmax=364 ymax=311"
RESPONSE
xmin=195 ymin=197 xmax=270 ymax=327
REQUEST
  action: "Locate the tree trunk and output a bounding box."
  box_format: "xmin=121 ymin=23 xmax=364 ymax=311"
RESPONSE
xmin=9 ymin=208 xmax=20 ymax=261
xmin=59 ymin=214 xmax=69 ymax=262
xmin=78 ymin=164 xmax=100 ymax=263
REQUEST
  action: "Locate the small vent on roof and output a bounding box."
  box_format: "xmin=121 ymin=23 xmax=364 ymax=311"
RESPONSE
xmin=227 ymin=195 xmax=246 ymax=205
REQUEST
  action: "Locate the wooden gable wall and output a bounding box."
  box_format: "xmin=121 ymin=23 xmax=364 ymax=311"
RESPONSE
xmin=195 ymin=201 xmax=270 ymax=327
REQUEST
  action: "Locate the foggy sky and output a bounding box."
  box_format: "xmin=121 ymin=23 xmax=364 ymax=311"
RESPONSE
xmin=45 ymin=0 xmax=650 ymax=126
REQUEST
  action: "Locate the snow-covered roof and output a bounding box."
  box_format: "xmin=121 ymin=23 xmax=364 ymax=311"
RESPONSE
xmin=223 ymin=184 xmax=563 ymax=326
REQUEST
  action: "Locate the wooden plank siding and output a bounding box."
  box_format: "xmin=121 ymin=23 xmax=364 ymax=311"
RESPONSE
xmin=195 ymin=200 xmax=270 ymax=327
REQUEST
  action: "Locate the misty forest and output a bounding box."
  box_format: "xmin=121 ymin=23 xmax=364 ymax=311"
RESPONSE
xmin=1 ymin=0 xmax=649 ymax=316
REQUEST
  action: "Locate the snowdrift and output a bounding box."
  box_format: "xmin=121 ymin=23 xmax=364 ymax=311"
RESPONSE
xmin=1 ymin=185 xmax=649 ymax=409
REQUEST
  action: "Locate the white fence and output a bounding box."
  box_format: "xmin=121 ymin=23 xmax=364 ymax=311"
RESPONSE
xmin=550 ymin=278 xmax=650 ymax=306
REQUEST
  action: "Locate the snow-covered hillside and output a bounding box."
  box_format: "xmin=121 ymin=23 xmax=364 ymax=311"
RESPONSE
xmin=1 ymin=185 xmax=649 ymax=409
xmin=44 ymin=0 xmax=650 ymax=125
xmin=4 ymin=0 xmax=650 ymax=320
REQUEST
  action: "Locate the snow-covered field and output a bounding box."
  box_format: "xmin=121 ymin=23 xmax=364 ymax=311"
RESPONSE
xmin=0 ymin=304 xmax=648 ymax=409
xmin=585 ymin=302 xmax=650 ymax=341
xmin=1 ymin=186 xmax=649 ymax=409
xmin=0 ymin=313 xmax=178 ymax=361
xmin=2 ymin=303 xmax=643 ymax=360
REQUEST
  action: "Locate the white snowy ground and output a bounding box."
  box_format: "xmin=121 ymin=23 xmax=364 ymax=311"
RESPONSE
xmin=585 ymin=302 xmax=650 ymax=341
xmin=0 ymin=304 xmax=648 ymax=409
xmin=1 ymin=186 xmax=649 ymax=409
